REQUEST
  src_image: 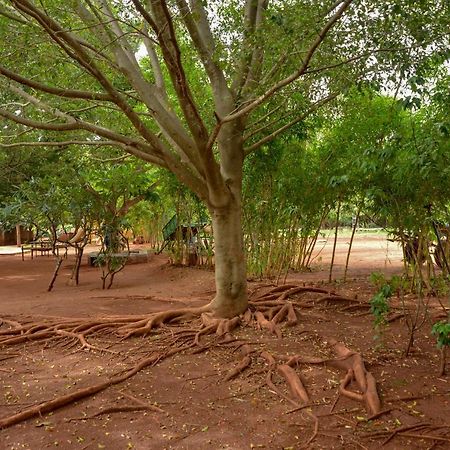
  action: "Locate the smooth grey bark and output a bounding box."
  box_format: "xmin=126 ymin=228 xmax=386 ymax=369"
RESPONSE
xmin=206 ymin=120 xmax=248 ymax=317
xmin=209 ymin=201 xmax=248 ymax=318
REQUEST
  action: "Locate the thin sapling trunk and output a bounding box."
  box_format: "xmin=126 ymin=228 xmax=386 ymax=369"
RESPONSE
xmin=344 ymin=206 xmax=361 ymax=281
xmin=329 ymin=200 xmax=341 ymax=283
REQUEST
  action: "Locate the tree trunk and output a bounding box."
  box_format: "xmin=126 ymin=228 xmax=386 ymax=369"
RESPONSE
xmin=208 ymin=202 xmax=248 ymax=318
xmin=48 ymin=257 xmax=63 ymax=292
xmin=72 ymin=246 xmax=84 ymax=286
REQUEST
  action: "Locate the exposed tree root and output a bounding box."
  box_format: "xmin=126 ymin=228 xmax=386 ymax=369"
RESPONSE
xmin=316 ymin=406 xmax=361 ymax=417
xmin=224 ymin=355 xmax=252 ymax=381
xmin=362 ymin=422 xmax=450 ymax=448
xmin=378 ymin=422 xmax=434 ymax=445
xmin=0 ymin=282 xmax=379 ymax=435
xmin=265 ymin=370 xmax=299 ymax=408
xmin=254 ymin=311 xmax=282 ymax=338
xmin=0 ymin=283 xmax=358 ymax=350
xmin=397 ymin=432 xmax=450 ymax=444
xmin=385 ymin=312 xmax=406 ymax=323
xmin=339 ymin=369 xmax=364 ymax=402
xmin=258 ymin=349 xmax=320 ymax=445
xmin=327 ymin=339 xmax=381 ymax=415
xmin=247 ymin=285 xmax=359 ymax=340
xmin=0 ymin=319 xmax=22 ymax=329
xmin=55 ymin=329 xmax=119 ymax=354
xmin=275 ymin=341 xmax=380 ymax=416
xmin=222 ymin=344 xmax=255 ymax=381
xmin=363 ymin=422 xmax=450 ymax=445
xmin=272 ymin=303 xmax=298 ymax=326
xmin=116 ymin=306 xmax=211 ymax=338
xmin=66 ymin=389 xmax=165 ymax=422
xmin=277 ymin=364 xmax=309 ymax=403
xmin=341 ymin=304 xmax=371 ymax=312
xmin=0 ymin=306 xmax=210 ymax=350
xmin=252 ymin=285 xmax=333 ymax=303
xmin=0 ymin=354 xmax=19 ymax=362
xmin=315 ymin=295 xmax=362 ymax=305
xmin=67 ymin=404 xmax=163 ymax=421
xmin=366 ymin=407 xmax=394 ymax=421
xmin=0 ymin=346 xmax=188 ymax=430
xmin=260 ymin=351 xmax=297 ymax=407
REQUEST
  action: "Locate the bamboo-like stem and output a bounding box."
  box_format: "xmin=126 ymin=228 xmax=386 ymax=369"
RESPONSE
xmin=304 ymin=206 xmax=329 ymax=268
xmin=328 ymin=200 xmax=341 ymax=283
xmin=343 ymin=205 xmax=362 ymax=282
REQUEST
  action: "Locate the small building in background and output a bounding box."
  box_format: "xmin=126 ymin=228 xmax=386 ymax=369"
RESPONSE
xmin=0 ymin=225 xmax=33 ymax=246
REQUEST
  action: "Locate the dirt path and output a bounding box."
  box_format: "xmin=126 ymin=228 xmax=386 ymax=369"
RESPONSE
xmin=0 ymin=235 xmax=448 ymax=449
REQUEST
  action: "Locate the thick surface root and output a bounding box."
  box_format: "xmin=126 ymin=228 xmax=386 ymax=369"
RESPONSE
xmin=0 ymin=282 xmax=380 ymax=432
xmin=0 ymin=283 xmax=358 ymax=349
xmin=328 ymin=338 xmax=381 ymax=415
xmin=277 ymin=364 xmax=309 ymax=404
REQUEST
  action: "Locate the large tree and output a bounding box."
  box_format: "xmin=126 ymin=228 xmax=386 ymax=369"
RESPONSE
xmin=0 ymin=0 xmax=448 ymax=317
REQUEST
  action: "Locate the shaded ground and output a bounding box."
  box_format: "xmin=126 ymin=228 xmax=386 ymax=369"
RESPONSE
xmin=0 ymin=234 xmax=449 ymax=449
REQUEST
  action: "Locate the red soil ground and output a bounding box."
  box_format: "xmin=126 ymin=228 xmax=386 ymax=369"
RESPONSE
xmin=0 ymin=234 xmax=449 ymax=449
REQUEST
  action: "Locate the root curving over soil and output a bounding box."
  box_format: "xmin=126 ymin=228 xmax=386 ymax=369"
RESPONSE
xmin=1 ymin=283 xmax=382 ymax=435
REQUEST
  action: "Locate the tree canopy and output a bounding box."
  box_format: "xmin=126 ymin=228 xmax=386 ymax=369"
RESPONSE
xmin=1 ymin=0 xmax=447 ymax=196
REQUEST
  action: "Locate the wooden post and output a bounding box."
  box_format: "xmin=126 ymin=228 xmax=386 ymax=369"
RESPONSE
xmin=16 ymin=224 xmax=22 ymax=247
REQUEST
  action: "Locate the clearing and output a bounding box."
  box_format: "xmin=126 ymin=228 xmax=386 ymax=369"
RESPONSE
xmin=0 ymin=233 xmax=448 ymax=449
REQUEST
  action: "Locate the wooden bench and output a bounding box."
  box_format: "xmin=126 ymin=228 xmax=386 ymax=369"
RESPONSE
xmin=21 ymin=240 xmax=68 ymax=260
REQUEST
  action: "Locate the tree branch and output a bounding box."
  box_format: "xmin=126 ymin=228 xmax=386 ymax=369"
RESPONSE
xmin=0 ymin=140 xmax=118 ymax=149
xmin=142 ymin=24 xmax=167 ymax=97
xmin=172 ymin=0 xmax=234 ymax=198
xmin=0 ymin=65 xmax=112 ymax=101
xmin=131 ymin=0 xmax=209 ymax=150
xmin=6 ymin=83 xmax=75 ymax=122
xmin=231 ymin=0 xmax=259 ymax=96
xmin=221 ymin=0 xmax=354 ymax=124
xmin=244 ymin=92 xmax=339 ymax=155
xmin=89 ymin=154 xmax=131 ymax=163
xmin=239 ymin=0 xmax=269 ymax=97
xmin=174 ymin=0 xmax=233 ymax=116
xmin=0 ymin=137 xmax=163 ymax=167
xmin=244 ymin=104 xmax=283 ymax=139
xmin=72 ymin=0 xmax=125 ymax=70
xmin=79 ymin=0 xmax=206 ymax=180
xmin=0 ymin=108 xmax=79 ymax=131
xmin=0 ymin=4 xmax=27 ymax=24
xmin=303 ymin=42 xmax=440 ymax=76
xmin=129 ymin=0 xmax=229 ymax=198
xmin=96 ymin=0 xmax=142 ymax=73
xmin=3 ymin=0 xmax=233 ymax=203
xmin=10 ymin=0 xmax=177 ymax=164
xmin=0 ymin=100 xmax=161 ymax=166
xmin=3 ymin=2 xmax=209 ymax=200
xmin=117 ymin=183 xmax=160 ymax=215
